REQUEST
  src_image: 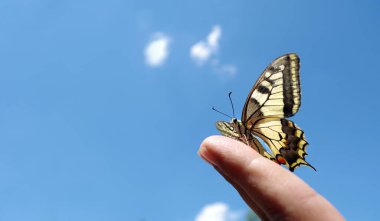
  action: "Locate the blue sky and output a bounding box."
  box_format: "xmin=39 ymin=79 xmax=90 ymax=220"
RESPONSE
xmin=0 ymin=0 xmax=379 ymax=220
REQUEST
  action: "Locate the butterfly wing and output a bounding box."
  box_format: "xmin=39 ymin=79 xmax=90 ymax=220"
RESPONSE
xmin=251 ymin=117 xmax=315 ymax=171
xmin=241 ymin=53 xmax=314 ymax=171
xmin=248 ymin=136 xmax=277 ymax=161
xmin=242 ymin=53 xmax=301 ymax=128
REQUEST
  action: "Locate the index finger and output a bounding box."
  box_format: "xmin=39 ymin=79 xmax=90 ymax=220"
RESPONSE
xmin=198 ymin=136 xmax=344 ymax=221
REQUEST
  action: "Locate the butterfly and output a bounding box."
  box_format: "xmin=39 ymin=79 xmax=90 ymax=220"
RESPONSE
xmin=215 ymin=53 xmax=315 ymax=171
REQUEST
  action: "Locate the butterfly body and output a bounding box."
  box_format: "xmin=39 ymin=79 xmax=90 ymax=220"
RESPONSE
xmin=216 ymin=53 xmax=315 ymax=172
xmin=216 ymin=119 xmax=275 ymax=161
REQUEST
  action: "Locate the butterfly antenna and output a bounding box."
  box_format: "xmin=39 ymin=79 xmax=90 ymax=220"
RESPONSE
xmin=228 ymin=92 xmax=236 ymax=118
xmin=212 ymin=107 xmax=232 ymax=118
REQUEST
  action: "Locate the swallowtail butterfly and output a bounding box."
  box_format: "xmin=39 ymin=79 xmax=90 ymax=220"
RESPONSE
xmin=216 ymin=53 xmax=315 ymax=171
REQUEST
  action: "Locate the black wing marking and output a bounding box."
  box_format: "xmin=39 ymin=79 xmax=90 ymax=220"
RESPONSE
xmin=242 ymin=53 xmax=301 ymax=129
xmin=252 ymin=117 xmax=315 ymax=171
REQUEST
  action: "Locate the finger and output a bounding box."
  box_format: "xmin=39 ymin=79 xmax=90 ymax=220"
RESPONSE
xmin=199 ymin=136 xmax=345 ymax=221
xmin=213 ymin=166 xmax=270 ymax=221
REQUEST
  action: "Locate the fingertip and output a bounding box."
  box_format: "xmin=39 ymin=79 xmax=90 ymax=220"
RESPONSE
xmin=199 ymin=135 xmax=220 ymax=153
xmin=198 ymin=135 xmax=226 ymax=166
xmin=198 ymin=135 xmax=263 ymax=171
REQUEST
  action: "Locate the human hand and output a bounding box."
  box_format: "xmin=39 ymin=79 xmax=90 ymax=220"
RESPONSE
xmin=198 ymin=136 xmax=345 ymax=221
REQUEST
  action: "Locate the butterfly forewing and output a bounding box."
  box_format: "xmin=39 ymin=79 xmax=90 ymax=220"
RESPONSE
xmin=242 ymin=54 xmax=301 ymax=128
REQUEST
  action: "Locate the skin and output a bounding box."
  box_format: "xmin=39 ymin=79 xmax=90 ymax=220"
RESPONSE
xmin=198 ymin=136 xmax=345 ymax=221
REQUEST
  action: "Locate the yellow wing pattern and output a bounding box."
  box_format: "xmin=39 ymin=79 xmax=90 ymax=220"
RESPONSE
xmin=243 ymin=54 xmax=301 ymax=129
xmin=251 ymin=117 xmax=315 ymax=171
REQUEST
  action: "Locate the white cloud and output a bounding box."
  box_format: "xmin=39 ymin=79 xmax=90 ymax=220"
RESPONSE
xmin=190 ymin=42 xmax=212 ymax=64
xmin=207 ymin=26 xmax=222 ymax=49
xmin=211 ymin=59 xmax=237 ymax=76
xmin=190 ymin=25 xmax=222 ymax=65
xmin=190 ymin=26 xmax=237 ymax=76
xmin=218 ymin=64 xmax=237 ymax=76
xmin=195 ymin=202 xmax=243 ymax=221
xmin=144 ymin=33 xmax=170 ymax=67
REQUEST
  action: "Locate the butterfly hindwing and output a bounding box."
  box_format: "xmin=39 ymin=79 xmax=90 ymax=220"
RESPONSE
xmin=251 ymin=117 xmax=315 ymax=171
